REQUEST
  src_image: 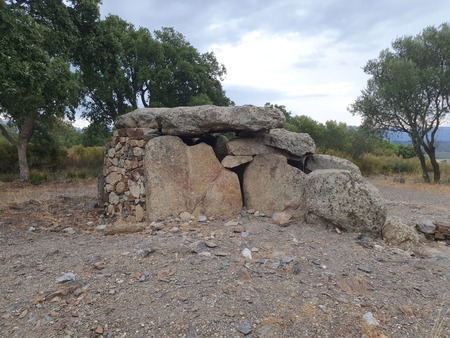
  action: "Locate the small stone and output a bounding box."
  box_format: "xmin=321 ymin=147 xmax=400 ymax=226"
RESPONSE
xmin=190 ymin=241 xmax=207 ymax=253
xmin=237 ymin=319 xmax=252 ymax=335
xmin=205 ymin=241 xmax=218 ymax=248
xmin=225 ymin=220 xmax=239 ymax=227
xmin=170 ymin=226 xmax=180 ymax=233
xmin=141 ymin=248 xmax=156 ymax=257
xmin=233 ymin=226 xmax=246 ymax=233
xmin=198 ymin=215 xmax=208 ymax=222
xmin=240 ymin=231 xmax=249 ymax=238
xmin=272 ymin=211 xmax=292 ymax=226
xmin=242 ymin=248 xmax=252 ymax=260
xmin=251 ymin=247 xmax=259 ymax=252
xmin=180 ymin=211 xmax=192 ymax=221
xmin=95 ymin=325 xmax=104 ymax=334
xmin=246 ymin=209 xmax=255 ymax=214
xmin=63 ymin=227 xmax=76 ymax=234
xmin=362 ymin=312 xmax=380 ymax=326
xmin=96 ymin=224 xmax=107 ymax=231
xmin=28 ymin=226 xmax=36 ymax=232
xmin=18 ymin=309 xmax=28 ymax=318
xmin=415 ymin=220 xmax=436 ymax=234
xmin=93 ymin=262 xmax=105 ymax=270
xmin=150 ymin=221 xmax=165 ymax=230
xmin=358 ymin=266 xmax=373 ymax=274
xmin=56 ymin=272 xmax=76 ymax=283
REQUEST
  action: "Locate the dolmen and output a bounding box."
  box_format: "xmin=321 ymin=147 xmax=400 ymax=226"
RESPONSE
xmin=100 ymin=105 xmax=387 ymax=236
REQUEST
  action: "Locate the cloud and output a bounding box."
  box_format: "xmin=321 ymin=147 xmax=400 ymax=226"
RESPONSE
xmin=99 ymin=0 xmax=450 ymax=125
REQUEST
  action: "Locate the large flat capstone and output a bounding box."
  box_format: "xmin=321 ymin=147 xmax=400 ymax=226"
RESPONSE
xmin=115 ymin=105 xmax=286 ymax=136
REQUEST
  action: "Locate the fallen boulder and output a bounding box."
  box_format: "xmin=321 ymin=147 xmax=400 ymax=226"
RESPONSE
xmin=305 ymin=169 xmax=386 ymax=235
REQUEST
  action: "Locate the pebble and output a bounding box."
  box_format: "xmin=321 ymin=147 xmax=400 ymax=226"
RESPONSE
xmin=56 ymin=272 xmax=76 ymax=283
xmin=415 ymin=219 xmax=436 ymax=234
xmin=96 ymin=224 xmax=107 ymax=230
xmin=94 ymin=325 xmax=104 ymax=334
xmin=28 ymin=226 xmax=36 ymax=232
xmin=362 ymin=312 xmax=380 ymax=326
xmin=233 ymin=226 xmax=246 ymax=233
xmin=150 ymin=221 xmax=165 ymax=230
xmin=358 ymin=266 xmax=373 ymax=273
xmin=63 ymin=227 xmax=76 ymax=234
xmin=225 ymin=220 xmax=239 ymax=227
xmin=198 ymin=215 xmax=208 ymax=222
xmin=18 ymin=310 xmax=28 ymax=318
xmin=205 ymin=241 xmax=218 ymax=248
xmin=179 ymin=211 xmax=192 ymax=222
xmin=272 ymin=211 xmax=292 ymax=226
xmin=242 ymin=248 xmax=252 ymax=260
xmin=237 ymin=320 xmax=252 ymax=335
xmin=141 ymin=248 xmax=156 ymax=257
xmin=170 ymin=226 xmax=180 ymax=233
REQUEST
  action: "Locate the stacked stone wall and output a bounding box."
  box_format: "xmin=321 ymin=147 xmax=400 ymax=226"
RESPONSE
xmin=102 ymin=128 xmax=153 ymax=222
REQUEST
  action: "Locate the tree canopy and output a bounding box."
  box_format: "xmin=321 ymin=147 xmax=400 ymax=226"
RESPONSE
xmin=349 ymin=23 xmax=450 ymax=183
xmin=0 ymin=0 xmax=95 ymax=180
xmin=0 ymin=0 xmax=232 ymax=180
xmin=77 ymin=20 xmax=233 ymax=126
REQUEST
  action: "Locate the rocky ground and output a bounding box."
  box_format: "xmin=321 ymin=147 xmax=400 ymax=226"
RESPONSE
xmin=0 ymin=176 xmax=449 ymax=338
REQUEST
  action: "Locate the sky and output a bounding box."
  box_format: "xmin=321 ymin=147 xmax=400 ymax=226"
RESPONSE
xmin=76 ymin=0 xmax=450 ymax=128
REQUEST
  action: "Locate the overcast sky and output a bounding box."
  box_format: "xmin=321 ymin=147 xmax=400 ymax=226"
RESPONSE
xmin=96 ymin=0 xmax=450 ymax=126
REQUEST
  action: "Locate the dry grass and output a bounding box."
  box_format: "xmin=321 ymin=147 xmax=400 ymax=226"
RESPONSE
xmin=368 ymin=174 xmax=450 ymax=196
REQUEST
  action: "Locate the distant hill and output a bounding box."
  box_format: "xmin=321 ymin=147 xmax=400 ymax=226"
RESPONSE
xmin=386 ymin=126 xmax=450 ymax=142
xmin=385 ymin=126 xmax=450 ymax=159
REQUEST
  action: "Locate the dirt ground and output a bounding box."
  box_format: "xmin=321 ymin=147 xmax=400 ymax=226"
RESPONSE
xmin=0 ymin=176 xmax=449 ymax=338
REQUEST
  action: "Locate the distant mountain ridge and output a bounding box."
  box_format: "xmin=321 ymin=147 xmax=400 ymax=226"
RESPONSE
xmin=386 ymin=126 xmax=450 ymax=142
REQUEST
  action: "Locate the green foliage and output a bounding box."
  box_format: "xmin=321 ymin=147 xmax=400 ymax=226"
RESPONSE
xmin=0 ymin=141 xmax=17 ymax=173
xmin=81 ymin=123 xmax=111 ymax=147
xmin=349 ymin=23 xmax=450 ymax=182
xmin=0 ymin=0 xmax=99 ymax=180
xmin=29 ymin=172 xmax=47 ymax=185
xmin=50 ymin=120 xmax=83 ymax=148
xmin=77 ymin=20 xmax=232 ymax=125
xmin=65 ymin=145 xmax=105 ymax=178
xmin=397 ymin=144 xmax=417 ymax=159
xmin=27 ymin=126 xmax=68 ymax=172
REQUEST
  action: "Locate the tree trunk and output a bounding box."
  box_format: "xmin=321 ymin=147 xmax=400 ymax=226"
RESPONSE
xmin=412 ymin=140 xmax=430 ymax=183
xmin=425 ymin=148 xmax=440 ymax=183
xmin=17 ymin=138 xmax=30 ymax=181
xmin=16 ymin=116 xmax=35 ymax=181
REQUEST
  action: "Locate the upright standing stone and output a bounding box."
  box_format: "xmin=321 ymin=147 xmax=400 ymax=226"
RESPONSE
xmin=144 ymin=136 xmax=242 ymax=221
xmin=243 ymin=154 xmax=307 ymax=218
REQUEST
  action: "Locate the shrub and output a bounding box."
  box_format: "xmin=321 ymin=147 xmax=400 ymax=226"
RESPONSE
xmin=29 ymin=172 xmax=47 ymax=185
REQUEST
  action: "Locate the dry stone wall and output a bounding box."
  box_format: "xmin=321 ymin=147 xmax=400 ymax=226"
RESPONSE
xmin=102 ymin=128 xmax=158 ymax=222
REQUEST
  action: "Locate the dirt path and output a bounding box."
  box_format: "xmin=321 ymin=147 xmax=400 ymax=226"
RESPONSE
xmin=0 ymin=177 xmax=449 ymax=338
